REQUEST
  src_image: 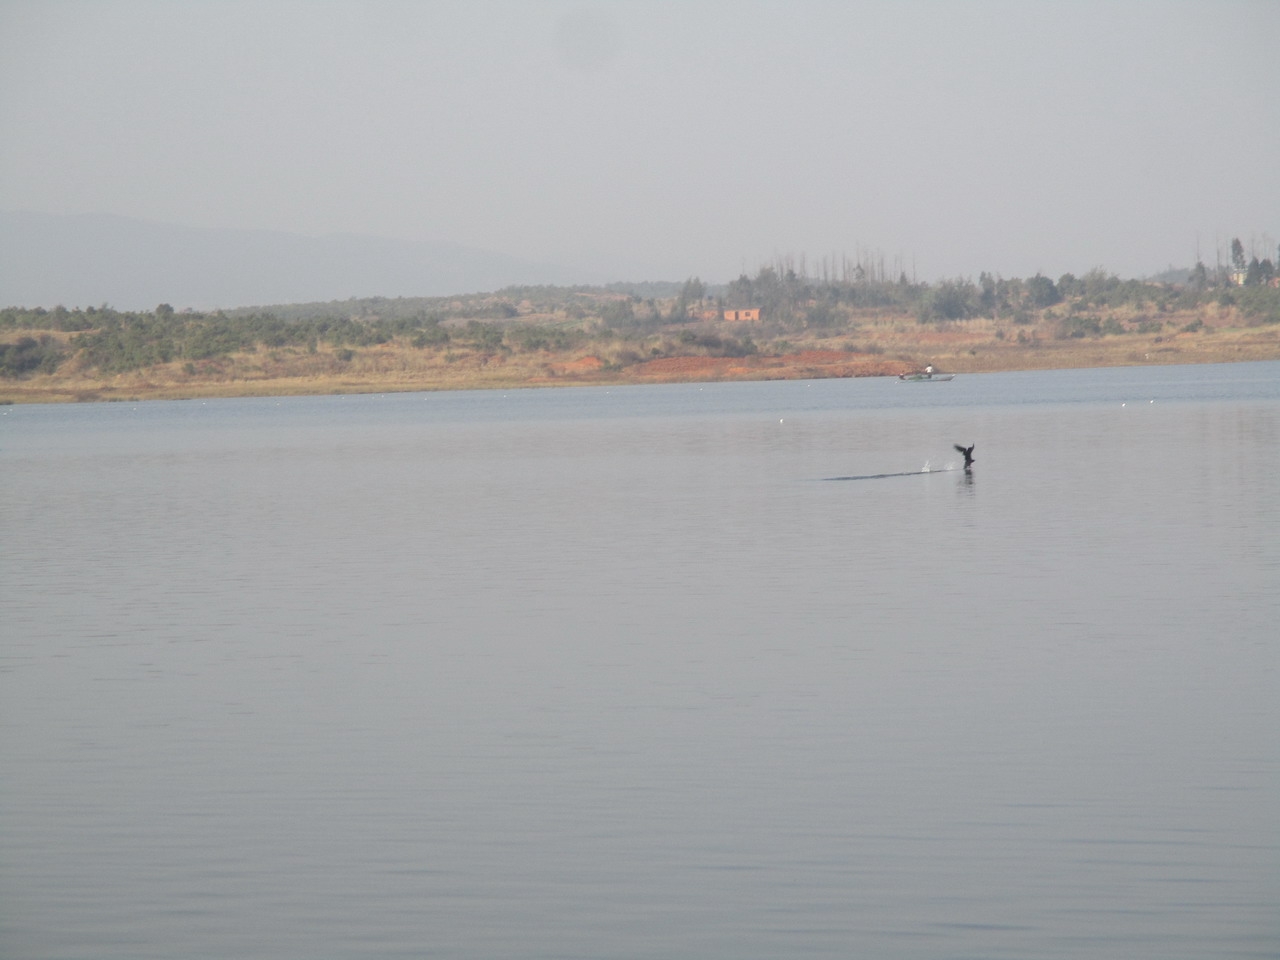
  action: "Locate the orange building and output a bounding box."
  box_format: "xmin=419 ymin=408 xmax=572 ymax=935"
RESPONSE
xmin=689 ymin=304 xmax=763 ymax=321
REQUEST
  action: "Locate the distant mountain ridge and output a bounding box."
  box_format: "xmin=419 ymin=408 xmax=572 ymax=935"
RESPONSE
xmin=0 ymin=210 xmax=585 ymax=311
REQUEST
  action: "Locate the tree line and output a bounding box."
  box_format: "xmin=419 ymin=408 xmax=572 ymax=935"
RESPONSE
xmin=1222 ymin=237 xmax=1278 ymax=288
xmin=3 ymin=251 xmax=1278 ymax=378
xmin=686 ymin=250 xmax=1279 ymax=328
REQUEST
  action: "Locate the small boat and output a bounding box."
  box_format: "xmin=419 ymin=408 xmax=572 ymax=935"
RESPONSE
xmin=897 ymin=371 xmax=954 ymax=382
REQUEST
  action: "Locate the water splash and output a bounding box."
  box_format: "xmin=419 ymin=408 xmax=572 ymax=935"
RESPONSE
xmin=822 ymin=464 xmax=959 ymax=481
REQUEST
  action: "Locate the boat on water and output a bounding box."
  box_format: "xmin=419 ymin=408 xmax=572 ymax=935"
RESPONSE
xmin=897 ymin=370 xmax=954 ymax=382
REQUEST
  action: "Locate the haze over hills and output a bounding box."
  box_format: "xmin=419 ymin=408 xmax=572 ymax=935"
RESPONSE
xmin=0 ymin=210 xmax=591 ymax=312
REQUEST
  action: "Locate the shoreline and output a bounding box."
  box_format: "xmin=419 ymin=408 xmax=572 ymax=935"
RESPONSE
xmin=4 ymin=317 xmax=1278 ymax=405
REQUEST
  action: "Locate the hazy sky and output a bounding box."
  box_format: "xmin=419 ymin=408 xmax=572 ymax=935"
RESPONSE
xmin=2 ymin=0 xmax=1277 ymax=284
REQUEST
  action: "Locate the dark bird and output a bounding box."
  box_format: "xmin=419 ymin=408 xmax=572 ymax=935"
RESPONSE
xmin=954 ymin=444 xmax=975 ymax=469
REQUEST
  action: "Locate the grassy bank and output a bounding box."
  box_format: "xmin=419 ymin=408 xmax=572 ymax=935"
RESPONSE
xmin=3 ymin=286 xmax=1279 ymax=404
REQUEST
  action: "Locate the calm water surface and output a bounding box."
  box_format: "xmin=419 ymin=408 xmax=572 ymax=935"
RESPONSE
xmin=3 ymin=362 xmax=1278 ymax=959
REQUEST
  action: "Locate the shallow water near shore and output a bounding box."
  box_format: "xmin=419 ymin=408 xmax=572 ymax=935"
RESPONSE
xmin=3 ymin=362 xmax=1278 ymax=959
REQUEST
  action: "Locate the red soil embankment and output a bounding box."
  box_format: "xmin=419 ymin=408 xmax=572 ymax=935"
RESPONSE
xmin=620 ymin=351 xmax=906 ymax=383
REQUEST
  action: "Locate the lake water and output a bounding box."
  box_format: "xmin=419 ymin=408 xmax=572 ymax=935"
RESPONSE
xmin=3 ymin=362 xmax=1278 ymax=959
